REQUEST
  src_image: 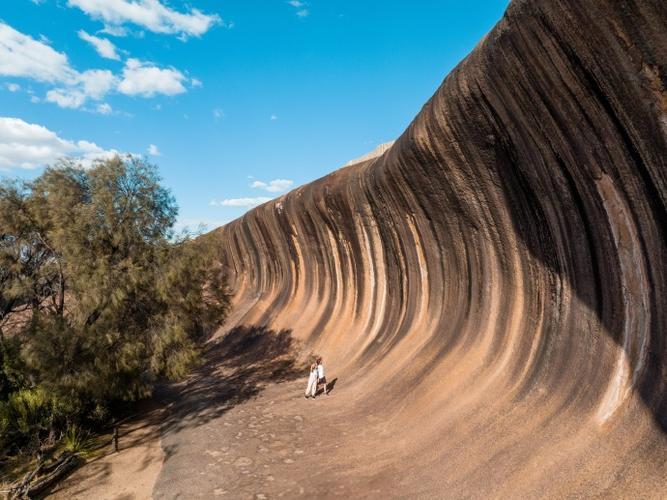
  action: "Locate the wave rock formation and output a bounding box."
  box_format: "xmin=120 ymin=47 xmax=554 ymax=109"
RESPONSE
xmin=215 ymin=0 xmax=666 ymax=496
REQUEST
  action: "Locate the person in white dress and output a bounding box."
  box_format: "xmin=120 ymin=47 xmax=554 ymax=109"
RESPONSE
xmin=304 ymin=362 xmax=318 ymax=398
xmin=316 ymin=357 xmax=328 ymax=396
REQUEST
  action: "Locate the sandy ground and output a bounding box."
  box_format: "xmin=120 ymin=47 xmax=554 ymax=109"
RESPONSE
xmin=48 ymin=405 xmax=164 ymax=500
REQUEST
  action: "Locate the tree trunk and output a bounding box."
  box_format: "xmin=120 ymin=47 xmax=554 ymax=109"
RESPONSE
xmin=57 ymin=274 xmax=65 ymax=317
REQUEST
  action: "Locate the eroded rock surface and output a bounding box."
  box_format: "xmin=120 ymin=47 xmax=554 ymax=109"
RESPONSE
xmin=161 ymin=0 xmax=667 ymax=497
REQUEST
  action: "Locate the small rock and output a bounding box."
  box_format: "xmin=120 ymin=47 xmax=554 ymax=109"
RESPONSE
xmin=234 ymin=457 xmax=253 ymax=467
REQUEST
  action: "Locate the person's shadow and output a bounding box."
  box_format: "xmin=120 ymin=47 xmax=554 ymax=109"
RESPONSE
xmin=316 ymin=378 xmax=338 ymax=396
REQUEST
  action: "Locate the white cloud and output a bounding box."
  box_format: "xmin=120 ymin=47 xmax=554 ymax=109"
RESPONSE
xmin=46 ymin=69 xmax=116 ymax=109
xmin=67 ymin=0 xmax=222 ymax=38
xmin=79 ymin=69 xmax=117 ymax=98
xmin=147 ymin=144 xmax=160 ymax=156
xmin=45 ymin=88 xmax=87 ymax=109
xmin=0 ymin=22 xmax=75 ymax=83
xmin=287 ymin=0 xmax=308 ymax=17
xmin=78 ymin=30 xmax=121 ymax=60
xmin=0 ymin=23 xmax=111 ymax=109
xmin=1 ymin=22 xmax=191 ymax=110
xmin=100 ymin=25 xmax=129 ymax=37
xmin=5 ymin=83 xmax=20 ymax=92
xmin=97 ymin=103 xmax=112 ymax=114
xmin=0 ymin=116 xmax=119 ymax=170
xmin=210 ymin=197 xmax=272 ymax=208
xmin=191 ymin=78 xmax=202 ymax=88
xmin=270 ymin=114 xmax=278 ymax=121
xmin=117 ymin=58 xmax=187 ymax=97
xmin=213 ymin=108 xmax=224 ymax=119
xmin=250 ymin=179 xmax=293 ymax=193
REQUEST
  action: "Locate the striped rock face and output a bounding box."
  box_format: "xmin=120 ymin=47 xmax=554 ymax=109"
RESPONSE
xmin=214 ymin=0 xmax=666 ymax=496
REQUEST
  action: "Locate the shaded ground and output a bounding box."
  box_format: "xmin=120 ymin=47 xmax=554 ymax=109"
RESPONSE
xmin=156 ymin=325 xmax=308 ymax=438
xmin=152 ymin=325 xmax=393 ymax=499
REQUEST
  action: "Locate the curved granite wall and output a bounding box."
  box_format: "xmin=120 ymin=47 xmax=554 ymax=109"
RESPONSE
xmin=215 ymin=0 xmax=666 ymax=495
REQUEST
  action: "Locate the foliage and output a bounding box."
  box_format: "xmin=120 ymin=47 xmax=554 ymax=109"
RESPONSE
xmin=0 ymin=156 xmax=229 ymax=457
xmin=61 ymin=425 xmax=91 ymax=454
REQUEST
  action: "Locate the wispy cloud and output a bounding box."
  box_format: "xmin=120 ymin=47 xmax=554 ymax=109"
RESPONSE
xmin=250 ymin=179 xmax=293 ymax=193
xmin=78 ymin=30 xmax=120 ymax=60
xmin=211 ymin=178 xmax=293 ymax=210
xmin=0 ymin=116 xmax=119 ymax=170
xmin=45 ymin=68 xmax=116 ymax=109
xmin=100 ymin=25 xmax=129 ymax=37
xmin=147 ymin=144 xmax=160 ymax=156
xmin=210 ymin=197 xmax=272 ymax=208
xmin=67 ymin=0 xmax=224 ymax=39
xmin=96 ymin=103 xmax=112 ymax=115
xmin=287 ymin=0 xmax=309 ymax=17
xmin=5 ymin=83 xmax=20 ymax=92
xmin=270 ymin=114 xmax=278 ymax=121
xmin=174 ymin=217 xmax=231 ymax=232
xmin=213 ymin=108 xmax=224 ymax=120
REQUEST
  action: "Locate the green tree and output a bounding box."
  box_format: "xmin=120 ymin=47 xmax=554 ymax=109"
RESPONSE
xmin=0 ymin=156 xmax=229 ymax=454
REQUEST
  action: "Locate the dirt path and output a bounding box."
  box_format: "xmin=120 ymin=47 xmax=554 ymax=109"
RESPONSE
xmin=152 ymin=326 xmax=383 ymax=499
xmin=154 ymin=379 xmax=359 ymax=499
xmin=48 ymin=405 xmax=164 ymax=500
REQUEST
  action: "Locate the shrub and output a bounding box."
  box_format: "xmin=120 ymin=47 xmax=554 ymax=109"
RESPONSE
xmin=61 ymin=425 xmax=91 ymax=454
xmin=0 ymin=157 xmax=229 ymax=459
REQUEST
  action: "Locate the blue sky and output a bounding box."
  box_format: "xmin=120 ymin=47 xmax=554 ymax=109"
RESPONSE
xmin=1 ymin=0 xmax=509 ymax=230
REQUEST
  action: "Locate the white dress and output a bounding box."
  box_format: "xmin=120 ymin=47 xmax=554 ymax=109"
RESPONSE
xmin=305 ymin=368 xmax=318 ymax=397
